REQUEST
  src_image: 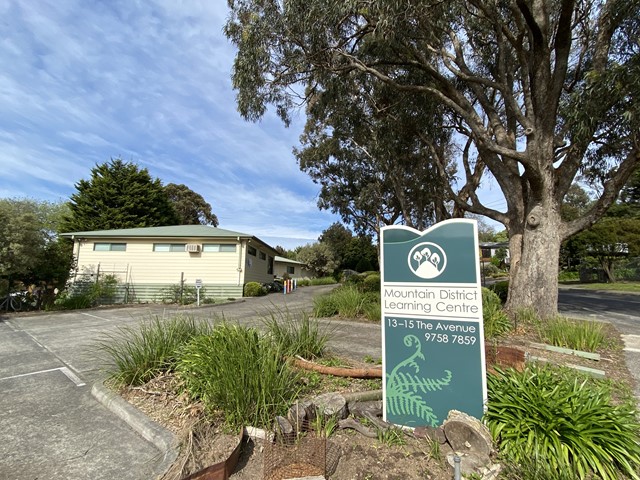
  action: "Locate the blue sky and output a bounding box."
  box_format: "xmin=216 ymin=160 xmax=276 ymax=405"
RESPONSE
xmin=0 ymin=1 xmax=506 ymax=250
xmin=0 ymin=1 xmax=345 ymax=249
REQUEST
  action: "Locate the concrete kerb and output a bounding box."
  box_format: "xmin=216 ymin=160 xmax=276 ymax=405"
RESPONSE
xmin=92 ymin=380 xmax=178 ymax=474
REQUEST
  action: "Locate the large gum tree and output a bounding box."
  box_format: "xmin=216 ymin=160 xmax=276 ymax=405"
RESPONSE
xmin=225 ymin=0 xmax=640 ymax=317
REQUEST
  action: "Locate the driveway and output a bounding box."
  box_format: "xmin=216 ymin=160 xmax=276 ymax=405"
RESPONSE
xmin=1 ymin=285 xmax=379 ymax=480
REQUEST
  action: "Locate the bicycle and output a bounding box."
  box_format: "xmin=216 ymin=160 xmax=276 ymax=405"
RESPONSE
xmin=0 ymin=294 xmax=23 ymax=312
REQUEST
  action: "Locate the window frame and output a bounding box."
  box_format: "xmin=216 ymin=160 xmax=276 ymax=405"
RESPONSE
xmin=153 ymin=243 xmax=187 ymax=252
xmin=93 ymin=242 xmax=126 ymax=252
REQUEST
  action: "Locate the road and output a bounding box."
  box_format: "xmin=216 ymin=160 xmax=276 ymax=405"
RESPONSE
xmin=559 ymin=287 xmax=640 ymax=399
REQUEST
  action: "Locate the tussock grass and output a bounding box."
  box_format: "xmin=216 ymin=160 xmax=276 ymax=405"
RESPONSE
xmin=94 ymin=315 xmax=214 ymax=386
xmin=177 ymin=324 xmax=300 ymax=429
xmin=262 ymin=307 xmax=331 ymax=359
xmin=538 ymin=316 xmax=609 ymax=352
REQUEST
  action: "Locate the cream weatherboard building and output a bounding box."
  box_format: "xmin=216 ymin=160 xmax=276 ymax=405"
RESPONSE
xmin=60 ymin=225 xmax=304 ymax=301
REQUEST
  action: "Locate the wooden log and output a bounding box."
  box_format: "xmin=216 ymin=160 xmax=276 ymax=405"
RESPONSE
xmin=443 ymin=410 xmax=493 ymax=458
xmin=294 ymin=356 xmax=382 ymax=378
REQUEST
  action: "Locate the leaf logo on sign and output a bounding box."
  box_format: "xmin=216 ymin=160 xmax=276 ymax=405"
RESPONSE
xmin=407 ymin=242 xmax=447 ymax=279
xmin=386 ymin=335 xmax=453 ymax=426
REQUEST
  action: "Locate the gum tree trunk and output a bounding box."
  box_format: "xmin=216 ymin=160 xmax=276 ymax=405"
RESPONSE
xmin=505 ymin=205 xmax=563 ymax=319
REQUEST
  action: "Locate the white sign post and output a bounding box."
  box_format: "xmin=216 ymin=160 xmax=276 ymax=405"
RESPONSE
xmin=195 ymin=279 xmax=202 ymax=306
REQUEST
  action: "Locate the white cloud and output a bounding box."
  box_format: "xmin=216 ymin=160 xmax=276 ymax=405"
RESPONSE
xmin=0 ymin=0 xmax=338 ymax=248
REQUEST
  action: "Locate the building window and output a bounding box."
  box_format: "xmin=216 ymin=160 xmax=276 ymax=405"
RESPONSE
xmin=248 ymin=246 xmax=257 ymax=256
xmin=268 ymin=256 xmax=274 ymax=275
xmin=259 ymin=251 xmax=266 ymax=260
xmin=93 ymin=243 xmax=126 ymax=252
xmin=287 ymin=266 xmax=295 ymax=274
xmin=203 ymin=244 xmax=237 ymax=252
xmin=153 ymin=243 xmax=186 ymax=252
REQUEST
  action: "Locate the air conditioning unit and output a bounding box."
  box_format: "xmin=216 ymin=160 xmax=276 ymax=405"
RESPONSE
xmin=185 ymin=244 xmax=201 ymax=253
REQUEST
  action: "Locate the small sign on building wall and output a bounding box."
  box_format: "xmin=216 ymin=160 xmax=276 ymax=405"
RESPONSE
xmin=380 ymin=219 xmax=487 ymax=427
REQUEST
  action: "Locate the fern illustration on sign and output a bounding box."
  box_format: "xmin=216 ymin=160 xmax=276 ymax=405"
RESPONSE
xmin=386 ymin=334 xmax=453 ymax=426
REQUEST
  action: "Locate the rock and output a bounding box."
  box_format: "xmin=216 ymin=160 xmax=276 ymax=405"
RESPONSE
xmin=480 ymin=463 xmax=503 ymax=480
xmin=311 ymin=392 xmax=348 ymax=420
xmin=443 ymin=410 xmax=493 ymax=457
xmin=348 ymin=400 xmax=383 ymax=418
xmin=275 ymin=415 xmax=295 ymax=443
xmin=288 ymin=399 xmax=314 ymax=432
xmin=413 ymin=425 xmax=447 ymax=444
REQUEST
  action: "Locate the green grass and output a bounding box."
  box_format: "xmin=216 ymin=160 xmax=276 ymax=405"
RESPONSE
xmin=485 ymin=365 xmax=640 ymax=480
xmin=94 ymin=315 xmax=214 ymax=386
xmin=569 ymin=281 xmax=640 ymax=293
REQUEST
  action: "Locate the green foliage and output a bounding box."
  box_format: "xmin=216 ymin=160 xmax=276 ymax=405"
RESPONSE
xmin=61 ymin=158 xmax=179 ymax=232
xmin=262 ymin=308 xmax=331 ymax=359
xmin=94 ymin=315 xmax=213 ymax=386
xmin=176 ymin=324 xmax=300 ymax=429
xmin=482 ymin=288 xmax=512 ymax=340
xmin=296 ymin=242 xmax=339 ymax=277
xmin=160 ymin=284 xmax=201 ymax=305
xmin=557 ymin=270 xmax=579 ymax=282
xmin=362 ymin=273 xmax=380 ymax=293
xmin=376 ymin=427 xmax=407 ymax=447
xmin=52 ymin=275 xmax=121 ymax=310
xmin=164 ymin=183 xmax=219 ymax=226
xmin=243 ymin=281 xmax=267 ymax=297
xmin=312 ymin=294 xmax=339 ymax=317
xmin=308 ymin=276 xmax=338 ymax=285
xmin=486 ymin=366 xmax=640 ymax=480
xmin=537 ymin=317 xmax=609 ymax=353
xmin=0 ymin=198 xmax=73 ymax=294
xmin=488 ymin=281 xmax=509 ymax=304
xmin=362 ymin=295 xmax=381 ymax=322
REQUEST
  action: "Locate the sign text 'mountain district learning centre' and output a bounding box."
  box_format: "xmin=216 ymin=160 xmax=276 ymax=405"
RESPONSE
xmin=380 ymin=220 xmax=487 ymax=428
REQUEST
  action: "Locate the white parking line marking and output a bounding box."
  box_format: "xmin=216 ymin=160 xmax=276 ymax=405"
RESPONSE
xmin=625 ymin=348 xmax=640 ymax=353
xmin=0 ymin=367 xmax=86 ymax=386
xmin=81 ymin=312 xmax=112 ymax=321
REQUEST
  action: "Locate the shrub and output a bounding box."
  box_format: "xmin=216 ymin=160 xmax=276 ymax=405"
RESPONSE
xmin=262 ymin=307 xmax=331 ymax=359
xmin=558 ymin=269 xmax=580 ymax=282
xmin=482 ymin=288 xmax=512 ymax=339
xmin=482 ymin=263 xmax=500 ymax=277
xmin=243 ymin=281 xmax=267 ymax=297
xmin=177 ymin=324 xmax=300 ymax=429
xmin=485 ymin=365 xmax=640 ymax=480
xmin=488 ymin=280 xmax=509 ymax=304
xmin=313 ymin=294 xmax=339 ymax=317
xmin=298 ymin=278 xmax=311 ymax=287
xmin=94 ymin=315 xmax=214 ymax=386
xmin=362 ymin=273 xmax=380 ymax=293
xmin=309 ymin=276 xmax=338 ymax=285
xmin=160 ymin=284 xmax=200 ymax=305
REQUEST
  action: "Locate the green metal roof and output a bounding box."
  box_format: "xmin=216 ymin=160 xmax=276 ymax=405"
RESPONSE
xmin=60 ymin=225 xmax=252 ymax=239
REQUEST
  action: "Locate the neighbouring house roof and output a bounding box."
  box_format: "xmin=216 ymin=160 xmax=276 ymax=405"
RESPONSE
xmin=274 ymin=255 xmax=307 ymax=266
xmin=60 ymin=225 xmax=278 ymax=253
xmin=479 ymin=242 xmax=509 ymax=249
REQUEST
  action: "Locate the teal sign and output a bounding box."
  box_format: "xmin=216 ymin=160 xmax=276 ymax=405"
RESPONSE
xmin=381 ymin=220 xmax=487 ymax=427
